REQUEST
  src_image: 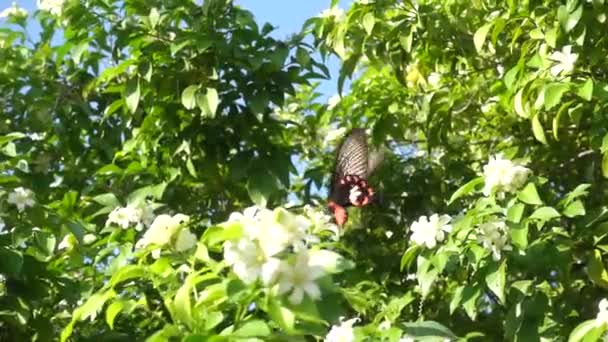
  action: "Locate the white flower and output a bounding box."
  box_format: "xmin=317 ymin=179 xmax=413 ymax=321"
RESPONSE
xmin=0 ymin=2 xmax=28 ymax=19
xmin=58 ymin=234 xmax=76 ymax=251
xmin=135 ymin=213 xmax=190 ymax=249
xmin=106 ymin=205 xmax=141 ymax=229
xmin=322 ymin=126 xmax=347 ymax=149
xmin=596 ymin=299 xmax=608 ymax=327
xmin=272 ymin=208 xmax=317 ymax=251
xmin=7 ymin=187 xmax=35 ymax=212
xmin=325 ymin=317 xmax=359 ymax=342
xmin=277 ymin=250 xmax=325 ymax=304
xmin=174 ymin=228 xmax=197 ymax=252
xmin=427 ymin=72 xmax=441 ymax=87
xmin=224 ymin=238 xmax=281 ymax=285
xmin=37 ymin=0 xmax=65 ymax=16
xmin=410 ymin=214 xmax=452 ymax=249
xmin=549 ymin=45 xmax=578 ymax=77
xmin=477 ymin=220 xmax=512 ymax=261
xmin=482 ymin=154 xmax=531 ymax=197
xmin=303 ymin=205 xmax=340 ymax=239
xmin=496 ymin=64 xmax=505 ymax=77
xmin=319 ymin=6 xmax=345 ymax=21
xmin=400 ymin=336 xmax=415 ymax=342
xmin=378 ymin=320 xmax=391 ymax=331
xmin=228 ymin=205 xmax=271 ymax=239
xmin=327 ymin=94 xmax=342 ymax=110
xmin=139 ymin=205 xmax=156 ymax=228
xmin=83 ymin=234 xmax=97 ymax=245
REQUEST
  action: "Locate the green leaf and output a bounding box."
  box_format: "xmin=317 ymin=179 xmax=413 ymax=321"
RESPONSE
xmin=106 ymin=300 xmax=126 ymax=330
xmin=545 ymin=27 xmax=558 ymax=47
xmin=473 ymin=23 xmax=493 ymax=53
xmin=125 ymin=78 xmax=140 ymax=114
xmin=401 ymin=321 xmax=458 ymax=340
xmin=461 ymin=286 xmax=481 ymax=320
xmin=450 ymin=286 xmax=465 ymax=314
xmin=0 ymin=132 xmax=26 ymax=147
xmin=205 ymin=312 xmax=224 ymax=330
xmin=485 ymin=260 xmax=506 ymax=304
xmin=418 ymin=268 xmax=438 ymax=299
xmin=531 ymin=114 xmax=548 ymax=145
xmin=544 ymin=83 xmax=569 ymax=110
xmin=602 ymin=153 xmax=608 ymax=178
xmin=126 ymin=183 xmax=167 ymax=206
xmin=512 ymin=280 xmax=534 ymax=295
xmin=91 ymin=193 xmax=121 ymax=207
xmin=399 ymin=30 xmax=414 ymax=52
xmin=71 ymin=41 xmax=89 ymax=64
xmin=587 ymin=249 xmax=608 ymax=288
xmin=362 ymin=13 xmax=375 ymax=35
xmin=247 ymin=169 xmax=279 ymax=207
xmin=530 ymin=206 xmax=561 ymax=221
xmin=518 ymin=183 xmax=543 ymax=205
xmin=202 ymin=223 xmax=243 ymax=247
xmin=529 ymin=28 xmax=543 ymax=39
xmin=233 ymin=320 xmax=271 ymax=337
xmin=109 ymin=265 xmax=146 ymax=287
xmin=563 ymin=200 xmax=585 ymax=218
xmin=601 ymin=133 xmax=608 ymax=153
xmin=577 ymin=79 xmax=594 ymax=101
xmin=507 ymin=203 xmax=525 ymax=223
xmin=62 ymin=291 xmax=116 ymax=342
xmin=448 ymin=177 xmax=483 ymax=205
xmin=182 ymin=85 xmax=199 ymax=110
xmin=559 ymin=4 xmax=583 ymax=32
xmin=0 ymin=247 xmax=23 ymax=275
xmin=171 ymin=40 xmax=190 ymax=55
xmin=198 ymin=87 xmax=219 ymax=118
xmin=511 ymin=223 xmax=529 ymax=250
xmin=173 ymin=274 xmax=194 ymax=327
xmin=268 ymin=298 xmax=295 ymax=333
xmin=568 ymin=319 xmax=604 ymax=342
xmin=400 ymin=245 xmax=420 ymax=271
xmin=514 ymin=88 xmax=529 ymax=118
xmin=149 ymin=7 xmax=160 ymax=28
xmin=553 ymin=100 xmax=574 ymax=141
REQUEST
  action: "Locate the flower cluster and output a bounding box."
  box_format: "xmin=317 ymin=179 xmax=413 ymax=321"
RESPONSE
xmin=325 ymin=317 xmax=359 ymax=342
xmin=410 ymin=214 xmax=452 ymax=249
xmin=222 ymin=206 xmax=328 ymax=304
xmin=38 ymin=0 xmax=65 ymax=16
xmin=477 ymin=219 xmax=512 ymax=261
xmin=482 ymin=154 xmax=531 ymax=198
xmin=135 ymin=213 xmax=196 ymax=258
xmin=318 ymin=6 xmax=345 ymax=21
xmin=0 ymin=2 xmax=27 ymax=19
xmin=106 ymin=204 xmax=155 ymax=231
xmin=302 ymin=205 xmax=339 ymax=239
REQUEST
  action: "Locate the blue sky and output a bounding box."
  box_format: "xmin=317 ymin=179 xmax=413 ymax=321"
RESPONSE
xmin=9 ymin=0 xmax=351 ymax=101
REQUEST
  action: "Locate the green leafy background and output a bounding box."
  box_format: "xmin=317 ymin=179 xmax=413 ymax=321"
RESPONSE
xmin=2 ymin=0 xmax=608 ymax=340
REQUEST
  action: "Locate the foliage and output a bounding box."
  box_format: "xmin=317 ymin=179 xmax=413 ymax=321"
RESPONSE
xmin=2 ymin=0 xmax=608 ymax=341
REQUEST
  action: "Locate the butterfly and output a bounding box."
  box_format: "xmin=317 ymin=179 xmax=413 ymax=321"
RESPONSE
xmin=327 ymin=128 xmax=383 ymax=226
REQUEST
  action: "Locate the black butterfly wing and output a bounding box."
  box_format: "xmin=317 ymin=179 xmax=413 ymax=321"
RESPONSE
xmin=329 ymin=128 xmax=369 ymax=204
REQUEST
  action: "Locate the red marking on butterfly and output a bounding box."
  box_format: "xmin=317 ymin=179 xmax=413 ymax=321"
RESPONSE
xmin=327 ymin=128 xmax=383 ymax=226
